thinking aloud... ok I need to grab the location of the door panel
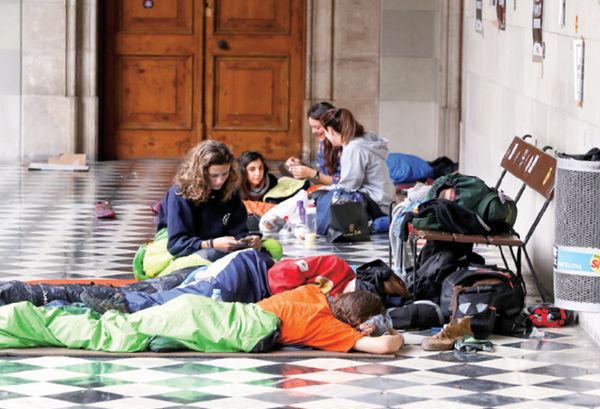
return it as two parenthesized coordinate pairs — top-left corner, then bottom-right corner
(103, 0), (202, 159)
(215, 0), (290, 33)
(205, 0), (305, 159)
(119, 56), (192, 130)
(121, 0), (193, 33)
(214, 56), (288, 130)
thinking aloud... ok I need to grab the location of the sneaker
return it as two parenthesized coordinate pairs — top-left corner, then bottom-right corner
(149, 201), (161, 214)
(80, 289), (129, 314)
(95, 199), (115, 219)
(421, 316), (473, 351)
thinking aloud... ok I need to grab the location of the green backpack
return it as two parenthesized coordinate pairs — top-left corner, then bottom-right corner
(412, 173), (517, 233)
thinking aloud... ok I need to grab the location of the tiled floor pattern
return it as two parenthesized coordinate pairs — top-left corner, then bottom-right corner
(0, 161), (598, 408)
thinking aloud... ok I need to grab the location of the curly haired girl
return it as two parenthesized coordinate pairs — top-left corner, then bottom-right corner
(157, 140), (261, 261)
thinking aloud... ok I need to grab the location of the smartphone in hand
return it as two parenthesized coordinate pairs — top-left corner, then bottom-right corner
(232, 237), (252, 250)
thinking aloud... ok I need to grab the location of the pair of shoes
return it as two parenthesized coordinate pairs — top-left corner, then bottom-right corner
(149, 201), (161, 214)
(95, 199), (115, 218)
(421, 316), (473, 351)
(80, 289), (129, 314)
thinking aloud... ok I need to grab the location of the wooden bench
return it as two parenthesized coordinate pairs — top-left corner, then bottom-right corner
(407, 135), (556, 301)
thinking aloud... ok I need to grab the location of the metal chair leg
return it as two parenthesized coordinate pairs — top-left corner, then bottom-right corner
(522, 247), (550, 302)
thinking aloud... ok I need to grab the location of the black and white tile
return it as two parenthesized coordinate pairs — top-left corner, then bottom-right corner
(0, 161), (596, 408)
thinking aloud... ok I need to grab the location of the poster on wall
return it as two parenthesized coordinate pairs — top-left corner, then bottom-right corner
(532, 0), (544, 61)
(573, 38), (584, 107)
(558, 0), (566, 26)
(496, 0), (506, 30)
(476, 0), (483, 32)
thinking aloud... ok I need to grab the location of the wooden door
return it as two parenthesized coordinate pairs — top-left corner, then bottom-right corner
(204, 0), (305, 160)
(103, 0), (305, 160)
(102, 0), (203, 159)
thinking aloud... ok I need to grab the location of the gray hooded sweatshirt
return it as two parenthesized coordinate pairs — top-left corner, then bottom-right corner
(338, 131), (395, 215)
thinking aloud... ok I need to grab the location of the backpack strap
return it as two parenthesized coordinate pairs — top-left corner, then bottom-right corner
(475, 191), (498, 217)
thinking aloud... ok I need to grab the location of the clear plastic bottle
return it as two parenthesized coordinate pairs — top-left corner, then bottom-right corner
(304, 204), (317, 246)
(296, 200), (306, 226)
(211, 288), (223, 301)
(280, 216), (294, 244)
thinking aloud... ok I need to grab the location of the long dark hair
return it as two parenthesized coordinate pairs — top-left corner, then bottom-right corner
(308, 102), (342, 176)
(320, 108), (365, 145)
(237, 151), (270, 201)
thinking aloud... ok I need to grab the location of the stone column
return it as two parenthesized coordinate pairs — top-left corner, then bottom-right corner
(21, 0), (98, 161)
(304, 0), (334, 162)
(438, 0), (462, 161)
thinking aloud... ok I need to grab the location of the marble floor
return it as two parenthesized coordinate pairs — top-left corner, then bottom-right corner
(0, 161), (598, 409)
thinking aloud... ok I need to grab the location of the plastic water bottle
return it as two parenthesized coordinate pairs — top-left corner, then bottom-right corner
(305, 204), (317, 247)
(296, 200), (306, 226)
(332, 190), (341, 204)
(211, 288), (223, 301)
(280, 216), (294, 244)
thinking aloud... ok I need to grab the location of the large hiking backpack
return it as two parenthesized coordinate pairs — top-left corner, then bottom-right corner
(440, 265), (526, 339)
(407, 241), (485, 303)
(410, 173), (517, 233)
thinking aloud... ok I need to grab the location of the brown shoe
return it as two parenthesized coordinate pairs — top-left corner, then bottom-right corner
(421, 316), (473, 351)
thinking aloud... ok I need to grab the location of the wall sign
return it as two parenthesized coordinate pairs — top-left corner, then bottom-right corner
(532, 0), (544, 61)
(496, 0), (506, 30)
(558, 0), (566, 26)
(476, 0), (483, 33)
(573, 38), (585, 107)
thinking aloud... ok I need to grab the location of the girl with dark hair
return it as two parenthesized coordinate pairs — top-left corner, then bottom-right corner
(320, 108), (395, 215)
(237, 151), (278, 201)
(283, 102), (342, 185)
(157, 140), (261, 262)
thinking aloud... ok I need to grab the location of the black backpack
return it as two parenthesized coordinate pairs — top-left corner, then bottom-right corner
(440, 265), (526, 339)
(407, 241), (485, 303)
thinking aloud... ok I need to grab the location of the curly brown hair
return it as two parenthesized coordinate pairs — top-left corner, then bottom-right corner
(174, 140), (239, 203)
(328, 291), (385, 329)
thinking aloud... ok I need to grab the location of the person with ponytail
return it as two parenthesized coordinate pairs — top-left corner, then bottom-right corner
(319, 108), (395, 216)
(283, 102), (342, 185)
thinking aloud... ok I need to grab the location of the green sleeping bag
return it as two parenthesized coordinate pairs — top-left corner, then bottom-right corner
(0, 294), (280, 353)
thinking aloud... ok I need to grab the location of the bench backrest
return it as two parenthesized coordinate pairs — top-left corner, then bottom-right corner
(498, 136), (556, 200)
(496, 135), (556, 244)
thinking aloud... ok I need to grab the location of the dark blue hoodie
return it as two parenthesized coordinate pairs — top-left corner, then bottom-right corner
(157, 185), (249, 257)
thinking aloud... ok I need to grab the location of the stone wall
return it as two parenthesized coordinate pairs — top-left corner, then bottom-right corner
(304, 0), (381, 162)
(0, 0), (21, 160)
(21, 0), (75, 161)
(461, 1), (600, 341)
(379, 0), (460, 161)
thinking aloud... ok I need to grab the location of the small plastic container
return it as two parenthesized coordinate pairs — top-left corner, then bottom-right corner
(304, 204), (317, 246)
(211, 288), (223, 301)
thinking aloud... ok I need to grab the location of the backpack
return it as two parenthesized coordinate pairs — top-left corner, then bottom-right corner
(407, 241), (485, 303)
(440, 265), (526, 339)
(525, 303), (577, 327)
(410, 173), (517, 234)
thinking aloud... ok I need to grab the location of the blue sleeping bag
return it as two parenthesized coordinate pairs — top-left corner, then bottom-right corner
(386, 153), (433, 184)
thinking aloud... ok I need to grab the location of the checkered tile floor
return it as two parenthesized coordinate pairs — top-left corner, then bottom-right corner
(0, 160), (598, 409)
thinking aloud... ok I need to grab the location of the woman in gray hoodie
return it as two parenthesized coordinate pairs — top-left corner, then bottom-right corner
(320, 108), (395, 216)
